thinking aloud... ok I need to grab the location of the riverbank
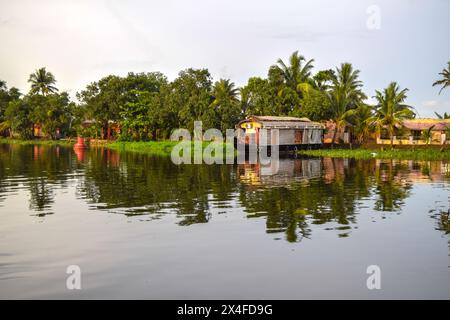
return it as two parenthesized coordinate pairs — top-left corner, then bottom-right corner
(297, 148), (450, 161)
(0, 138), (75, 146)
(106, 140), (236, 158)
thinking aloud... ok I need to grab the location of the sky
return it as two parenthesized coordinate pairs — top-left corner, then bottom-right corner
(0, 0), (449, 117)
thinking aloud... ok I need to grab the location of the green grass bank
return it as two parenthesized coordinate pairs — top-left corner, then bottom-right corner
(106, 140), (236, 158)
(297, 148), (450, 161)
(0, 138), (75, 147)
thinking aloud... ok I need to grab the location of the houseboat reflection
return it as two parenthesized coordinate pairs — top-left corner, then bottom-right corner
(238, 158), (322, 186)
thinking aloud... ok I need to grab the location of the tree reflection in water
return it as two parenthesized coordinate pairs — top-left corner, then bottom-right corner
(0, 144), (449, 243)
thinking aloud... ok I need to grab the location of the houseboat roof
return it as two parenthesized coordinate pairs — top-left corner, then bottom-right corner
(401, 119), (450, 131)
(249, 116), (312, 122)
(238, 116), (324, 129)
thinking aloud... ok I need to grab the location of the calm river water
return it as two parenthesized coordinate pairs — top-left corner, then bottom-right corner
(0, 144), (449, 299)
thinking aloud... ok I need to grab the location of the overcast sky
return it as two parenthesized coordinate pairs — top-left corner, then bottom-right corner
(0, 0), (449, 117)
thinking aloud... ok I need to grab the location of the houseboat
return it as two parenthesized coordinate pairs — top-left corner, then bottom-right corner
(236, 116), (324, 150)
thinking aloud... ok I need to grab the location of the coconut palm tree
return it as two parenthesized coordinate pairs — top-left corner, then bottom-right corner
(276, 51), (314, 90)
(239, 87), (252, 118)
(211, 79), (240, 131)
(28, 67), (58, 95)
(434, 111), (450, 119)
(432, 62), (450, 94)
(211, 79), (239, 106)
(343, 104), (374, 144)
(328, 63), (366, 144)
(373, 82), (415, 148)
(421, 125), (435, 145)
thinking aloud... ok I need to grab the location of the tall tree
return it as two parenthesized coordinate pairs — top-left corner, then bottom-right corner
(0, 81), (22, 135)
(28, 92), (73, 139)
(118, 72), (168, 140)
(4, 99), (33, 139)
(342, 104), (374, 144)
(169, 68), (214, 131)
(293, 84), (333, 121)
(373, 82), (415, 147)
(328, 63), (366, 143)
(211, 79), (240, 131)
(275, 51), (314, 90)
(77, 75), (124, 139)
(434, 112), (450, 119)
(432, 62), (450, 94)
(240, 77), (277, 116)
(312, 69), (335, 91)
(28, 67), (58, 95)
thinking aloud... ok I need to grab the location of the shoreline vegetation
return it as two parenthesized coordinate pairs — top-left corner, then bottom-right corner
(1, 55), (448, 148)
(107, 140), (236, 158)
(297, 148), (450, 161)
(2, 138), (450, 161)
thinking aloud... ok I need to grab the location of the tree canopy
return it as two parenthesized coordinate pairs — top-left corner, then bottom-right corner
(0, 52), (419, 144)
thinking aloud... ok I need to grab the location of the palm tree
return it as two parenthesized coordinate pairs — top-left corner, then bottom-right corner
(328, 63), (366, 144)
(28, 67), (58, 95)
(435, 111), (450, 119)
(211, 79), (239, 130)
(421, 125), (435, 145)
(239, 87), (252, 117)
(212, 79), (239, 108)
(373, 82), (415, 148)
(432, 62), (450, 94)
(343, 104), (374, 144)
(276, 51), (314, 90)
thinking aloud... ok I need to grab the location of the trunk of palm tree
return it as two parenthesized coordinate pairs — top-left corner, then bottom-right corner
(332, 127), (337, 147)
(390, 128), (394, 149)
(332, 120), (341, 147)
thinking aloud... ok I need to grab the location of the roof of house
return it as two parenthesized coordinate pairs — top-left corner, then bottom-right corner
(249, 116), (312, 122)
(401, 119), (450, 131)
(238, 115), (324, 129)
(259, 121), (323, 129)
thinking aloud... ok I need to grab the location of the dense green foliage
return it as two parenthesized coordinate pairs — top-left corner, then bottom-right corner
(1, 71), (77, 139)
(372, 82), (415, 146)
(0, 51), (435, 144)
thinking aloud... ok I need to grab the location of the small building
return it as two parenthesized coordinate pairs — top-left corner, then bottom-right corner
(33, 124), (62, 139)
(81, 119), (120, 140)
(376, 118), (450, 145)
(236, 116), (324, 148)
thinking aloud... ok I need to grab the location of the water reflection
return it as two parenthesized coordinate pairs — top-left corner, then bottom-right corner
(0, 144), (449, 243)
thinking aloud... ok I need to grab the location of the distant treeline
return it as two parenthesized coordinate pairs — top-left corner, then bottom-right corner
(1, 52), (448, 142)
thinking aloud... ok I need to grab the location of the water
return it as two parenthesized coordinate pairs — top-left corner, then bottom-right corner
(0, 144), (449, 299)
